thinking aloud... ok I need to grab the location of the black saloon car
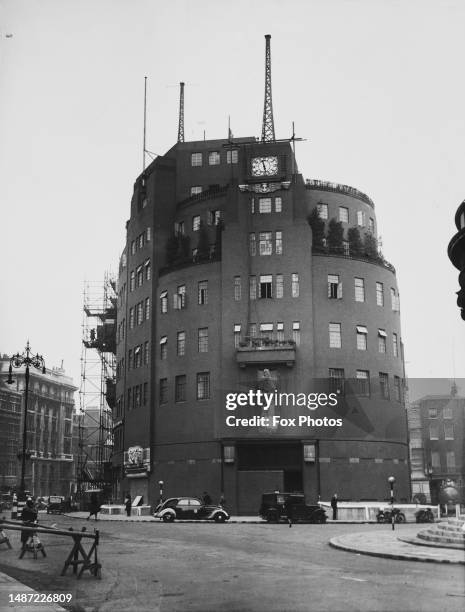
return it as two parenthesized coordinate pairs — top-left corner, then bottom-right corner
(154, 497), (229, 523)
(259, 492), (327, 523)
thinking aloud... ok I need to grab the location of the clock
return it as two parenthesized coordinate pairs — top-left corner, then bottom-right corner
(251, 156), (278, 177)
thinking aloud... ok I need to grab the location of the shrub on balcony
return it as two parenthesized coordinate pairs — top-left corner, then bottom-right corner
(363, 232), (379, 260)
(348, 227), (363, 257)
(307, 208), (326, 249)
(327, 218), (344, 251)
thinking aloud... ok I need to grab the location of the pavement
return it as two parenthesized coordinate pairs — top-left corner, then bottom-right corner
(0, 571), (66, 611)
(330, 526), (465, 564)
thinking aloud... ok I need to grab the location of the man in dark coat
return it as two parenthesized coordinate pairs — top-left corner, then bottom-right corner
(21, 499), (38, 549)
(124, 493), (132, 517)
(331, 493), (338, 520)
(87, 492), (100, 521)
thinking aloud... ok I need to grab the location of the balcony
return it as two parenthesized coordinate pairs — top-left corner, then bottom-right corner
(236, 338), (296, 368)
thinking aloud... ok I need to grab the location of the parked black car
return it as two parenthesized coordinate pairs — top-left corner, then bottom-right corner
(154, 497), (229, 523)
(259, 492), (327, 523)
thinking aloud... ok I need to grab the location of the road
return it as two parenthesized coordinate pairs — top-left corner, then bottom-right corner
(0, 515), (464, 612)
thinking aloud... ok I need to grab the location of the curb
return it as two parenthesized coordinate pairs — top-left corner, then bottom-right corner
(329, 537), (465, 565)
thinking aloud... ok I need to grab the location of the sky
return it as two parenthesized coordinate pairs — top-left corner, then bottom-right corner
(1, 0), (464, 392)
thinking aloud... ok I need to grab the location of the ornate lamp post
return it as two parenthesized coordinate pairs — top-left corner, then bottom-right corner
(6, 341), (46, 500)
(158, 480), (164, 506)
(388, 476), (395, 531)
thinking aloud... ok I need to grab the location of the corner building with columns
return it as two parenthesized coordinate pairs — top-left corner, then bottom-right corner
(114, 43), (409, 514)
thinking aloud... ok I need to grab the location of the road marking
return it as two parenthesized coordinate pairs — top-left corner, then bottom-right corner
(341, 576), (367, 582)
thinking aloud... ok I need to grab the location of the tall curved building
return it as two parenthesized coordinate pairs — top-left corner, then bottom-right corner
(113, 136), (409, 512)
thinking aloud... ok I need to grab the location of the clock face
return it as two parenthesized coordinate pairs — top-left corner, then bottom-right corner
(251, 156), (278, 177)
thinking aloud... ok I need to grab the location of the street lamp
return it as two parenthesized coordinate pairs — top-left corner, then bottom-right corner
(158, 480), (164, 505)
(6, 341), (46, 501)
(388, 476), (395, 531)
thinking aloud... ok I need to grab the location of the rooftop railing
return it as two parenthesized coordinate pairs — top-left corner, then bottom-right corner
(306, 179), (374, 208)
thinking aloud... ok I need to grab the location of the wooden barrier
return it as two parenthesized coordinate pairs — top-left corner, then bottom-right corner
(0, 518), (101, 579)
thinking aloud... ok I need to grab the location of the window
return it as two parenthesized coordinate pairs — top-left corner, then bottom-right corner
(227, 149), (238, 164)
(329, 323), (342, 348)
(392, 333), (398, 357)
(317, 203), (328, 219)
(339, 207), (349, 223)
(134, 346), (141, 368)
(128, 349), (133, 370)
(446, 451), (455, 469)
(129, 307), (134, 329)
(275, 197), (282, 212)
(275, 231), (283, 255)
(192, 215), (201, 231)
(343, 240), (349, 256)
(208, 151), (220, 165)
(259, 275), (273, 299)
(130, 271), (135, 292)
(249, 323), (257, 338)
(356, 370), (370, 396)
(443, 406), (453, 419)
(249, 276), (257, 300)
(175, 221), (185, 236)
(444, 423), (454, 440)
(249, 233), (256, 256)
(137, 266), (143, 288)
(394, 376), (401, 402)
(144, 259), (151, 281)
(378, 329), (387, 353)
(356, 326), (368, 350)
(127, 388), (132, 410)
(259, 232), (272, 255)
(276, 274), (283, 298)
(177, 331), (186, 356)
(197, 372), (210, 399)
(175, 375), (186, 402)
(234, 276), (241, 301)
(137, 302), (143, 325)
(174, 285), (186, 309)
(198, 327), (208, 352)
(144, 341), (149, 365)
(379, 372), (389, 399)
(431, 451), (440, 468)
(391, 288), (400, 311)
(357, 211), (365, 226)
(329, 368), (345, 395)
(234, 324), (241, 348)
(369, 218), (375, 233)
(160, 291), (168, 313)
(291, 273), (299, 298)
(259, 198), (272, 213)
(292, 322), (300, 346)
(429, 424), (439, 440)
(191, 152), (202, 166)
(138, 233), (144, 249)
(143, 383), (148, 405)
(160, 337), (167, 360)
(277, 322), (284, 342)
(328, 274), (342, 299)
(260, 323), (273, 340)
(146, 226), (151, 242)
(376, 282), (384, 306)
(131, 241), (136, 255)
(145, 297), (150, 320)
(250, 199), (255, 214)
(198, 280), (208, 305)
(208, 210), (221, 225)
(428, 408), (438, 419)
(354, 278), (365, 302)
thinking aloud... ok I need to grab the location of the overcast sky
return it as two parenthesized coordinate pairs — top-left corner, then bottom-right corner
(1, 0), (464, 392)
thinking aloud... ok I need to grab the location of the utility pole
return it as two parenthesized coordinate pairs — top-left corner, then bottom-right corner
(261, 34), (275, 142)
(178, 82), (185, 143)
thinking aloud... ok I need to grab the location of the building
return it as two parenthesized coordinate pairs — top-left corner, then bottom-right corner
(0, 372), (22, 491)
(114, 37), (409, 513)
(0, 357), (77, 497)
(415, 387), (465, 504)
(407, 397), (431, 503)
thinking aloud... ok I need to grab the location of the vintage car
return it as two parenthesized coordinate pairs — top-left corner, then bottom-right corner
(259, 492), (327, 523)
(154, 497), (229, 523)
(46, 495), (65, 514)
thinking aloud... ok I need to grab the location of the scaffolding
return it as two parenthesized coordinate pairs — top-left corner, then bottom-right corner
(77, 273), (116, 503)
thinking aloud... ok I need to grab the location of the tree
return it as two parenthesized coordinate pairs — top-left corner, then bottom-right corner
(307, 208), (326, 249)
(347, 227), (363, 257)
(327, 218), (344, 252)
(363, 232), (379, 260)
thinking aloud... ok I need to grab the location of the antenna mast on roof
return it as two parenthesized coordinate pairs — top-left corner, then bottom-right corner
(261, 34), (275, 142)
(178, 82), (185, 143)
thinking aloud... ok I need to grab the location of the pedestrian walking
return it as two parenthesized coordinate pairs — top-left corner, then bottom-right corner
(284, 496), (294, 528)
(87, 492), (100, 521)
(331, 493), (338, 520)
(20, 499), (37, 550)
(202, 491), (212, 505)
(124, 493), (132, 517)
